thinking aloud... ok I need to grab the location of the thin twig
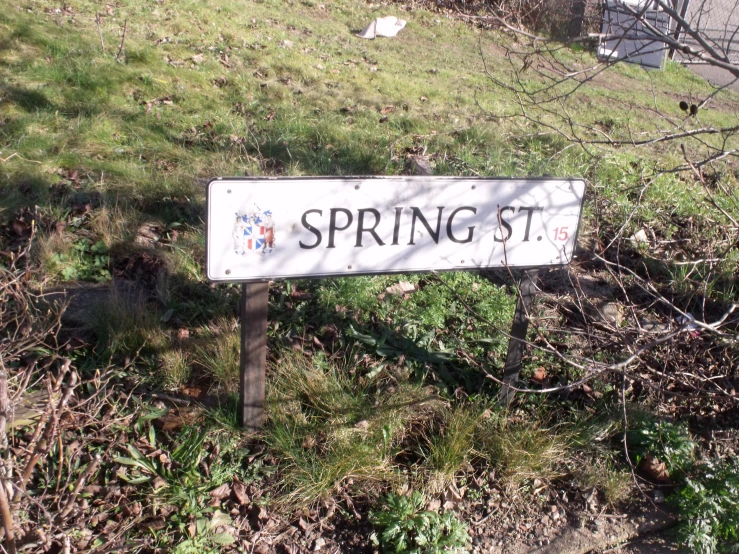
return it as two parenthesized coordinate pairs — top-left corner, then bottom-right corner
(115, 19), (127, 60)
(58, 455), (102, 520)
(96, 11), (106, 54)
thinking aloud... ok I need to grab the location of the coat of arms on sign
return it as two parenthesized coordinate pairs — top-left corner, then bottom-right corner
(233, 207), (275, 255)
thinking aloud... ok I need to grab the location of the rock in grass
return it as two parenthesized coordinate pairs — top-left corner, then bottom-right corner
(407, 155), (433, 176)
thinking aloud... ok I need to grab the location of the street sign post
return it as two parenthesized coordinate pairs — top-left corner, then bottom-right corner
(206, 177), (586, 428)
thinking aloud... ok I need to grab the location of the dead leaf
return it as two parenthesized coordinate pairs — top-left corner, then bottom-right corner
(152, 476), (167, 491)
(427, 498), (441, 511)
(159, 505), (178, 518)
(139, 517), (166, 531)
(640, 453), (670, 483)
(532, 367), (547, 382)
(232, 482), (250, 505)
(407, 155), (432, 176)
(385, 281), (417, 296)
(11, 219), (31, 238)
(380, 105), (395, 114)
(290, 290), (313, 300)
(210, 483), (232, 501)
(191, 53), (205, 64)
(247, 504), (268, 530)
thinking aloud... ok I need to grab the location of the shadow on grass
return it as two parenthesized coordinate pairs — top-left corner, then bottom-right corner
(2, 84), (56, 112)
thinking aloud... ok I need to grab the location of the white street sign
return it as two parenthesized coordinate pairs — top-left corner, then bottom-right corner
(206, 177), (585, 282)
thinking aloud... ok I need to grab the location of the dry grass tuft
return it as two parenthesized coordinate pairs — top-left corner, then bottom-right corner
(574, 457), (633, 505)
(264, 352), (441, 507)
(477, 413), (573, 493)
(423, 405), (480, 494)
(159, 348), (191, 391)
(191, 317), (240, 392)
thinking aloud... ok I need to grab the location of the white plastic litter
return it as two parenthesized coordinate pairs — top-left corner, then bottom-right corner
(356, 16), (407, 39)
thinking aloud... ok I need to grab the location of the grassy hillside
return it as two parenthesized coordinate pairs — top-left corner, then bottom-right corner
(2, 1), (739, 553)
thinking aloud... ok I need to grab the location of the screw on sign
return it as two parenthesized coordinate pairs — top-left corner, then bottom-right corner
(206, 177), (585, 429)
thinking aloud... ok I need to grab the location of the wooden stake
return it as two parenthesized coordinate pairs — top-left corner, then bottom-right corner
(115, 18), (127, 61)
(239, 282), (269, 430)
(0, 368), (16, 554)
(498, 269), (539, 406)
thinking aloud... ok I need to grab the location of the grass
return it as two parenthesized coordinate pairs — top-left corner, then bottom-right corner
(264, 352), (436, 506)
(424, 406), (480, 493)
(159, 348), (191, 391)
(192, 317), (241, 392)
(84, 285), (165, 356)
(476, 412), (573, 493)
(574, 456), (633, 506)
(2, 0), (739, 550)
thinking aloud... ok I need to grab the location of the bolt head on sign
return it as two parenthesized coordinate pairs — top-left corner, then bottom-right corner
(206, 177), (585, 282)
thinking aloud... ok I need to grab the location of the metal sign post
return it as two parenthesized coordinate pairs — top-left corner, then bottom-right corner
(206, 177), (586, 429)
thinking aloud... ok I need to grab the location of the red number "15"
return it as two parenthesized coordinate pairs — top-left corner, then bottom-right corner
(552, 227), (569, 241)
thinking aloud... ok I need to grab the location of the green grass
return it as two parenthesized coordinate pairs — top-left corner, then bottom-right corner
(3, 0), (739, 550)
(476, 412), (573, 493)
(264, 352), (440, 506)
(424, 405), (480, 493)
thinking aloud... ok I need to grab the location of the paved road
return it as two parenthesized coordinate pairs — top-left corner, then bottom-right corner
(686, 63), (739, 90)
(676, 0), (739, 90)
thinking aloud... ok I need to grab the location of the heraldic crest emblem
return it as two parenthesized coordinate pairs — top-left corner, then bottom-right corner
(233, 206), (275, 256)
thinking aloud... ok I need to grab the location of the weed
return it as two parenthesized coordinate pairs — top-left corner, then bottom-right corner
(627, 420), (697, 475)
(574, 456), (633, 505)
(672, 457), (739, 554)
(173, 512), (238, 552)
(370, 491), (470, 554)
(49, 238), (111, 282)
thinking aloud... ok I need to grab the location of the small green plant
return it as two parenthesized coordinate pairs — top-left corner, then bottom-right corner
(627, 420), (696, 474)
(50, 238), (111, 282)
(370, 491), (470, 554)
(115, 424), (208, 487)
(173, 510), (237, 553)
(672, 457), (739, 554)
